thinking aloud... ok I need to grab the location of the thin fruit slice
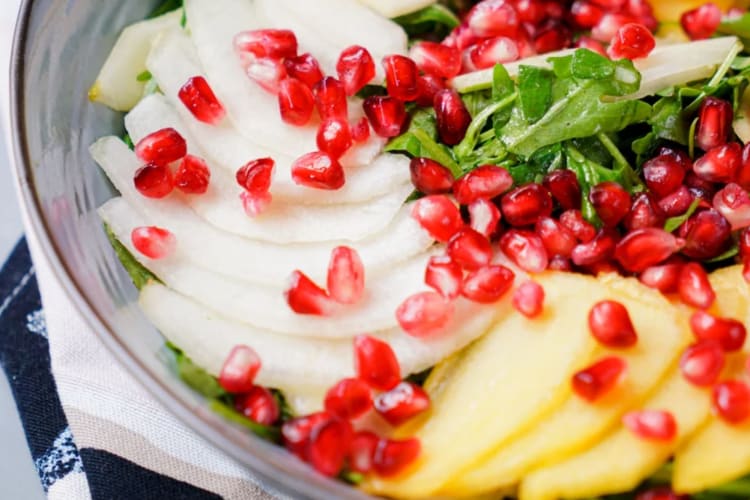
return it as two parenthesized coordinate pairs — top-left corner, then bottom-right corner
(443, 277), (688, 497)
(355, 0), (436, 18)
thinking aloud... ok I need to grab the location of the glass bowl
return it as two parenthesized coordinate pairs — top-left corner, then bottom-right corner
(10, 1), (369, 498)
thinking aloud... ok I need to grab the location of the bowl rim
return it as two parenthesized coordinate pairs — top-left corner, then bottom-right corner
(8, 3), (367, 498)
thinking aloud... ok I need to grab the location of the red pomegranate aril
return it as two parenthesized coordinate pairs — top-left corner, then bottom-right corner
(468, 36), (520, 69)
(373, 437), (421, 477)
(589, 300), (638, 348)
(589, 0), (627, 9)
(283, 53), (324, 89)
(680, 341), (725, 387)
(327, 246), (364, 305)
(349, 431), (379, 473)
(535, 217), (577, 258)
(324, 378), (373, 420)
(313, 77), (347, 121)
(396, 291), (455, 338)
(515, 0), (546, 24)
(738, 143), (750, 190)
(336, 45), (375, 96)
(415, 74), (448, 108)
(627, 0), (658, 29)
(374, 382), (431, 426)
(624, 193), (665, 231)
(285, 270), (336, 316)
(246, 58), (288, 94)
(592, 13), (636, 42)
(643, 155), (686, 199)
(549, 255), (573, 271)
(636, 487), (689, 500)
(614, 228), (683, 273)
(354, 335), (401, 391)
(411, 195), (464, 242)
(500, 229), (549, 273)
(693, 143), (742, 183)
(178, 76), (225, 125)
(291, 152), (345, 190)
(135, 128), (187, 166)
(174, 155), (211, 195)
(590, 181), (631, 227)
(282, 412), (330, 460)
(681, 3), (722, 40)
(713, 183), (750, 230)
(383, 55), (420, 102)
(443, 23), (479, 52)
(467, 0), (520, 38)
(448, 228), (493, 271)
(363, 96), (407, 138)
(501, 183), (553, 227)
(560, 209), (597, 242)
(623, 410), (677, 441)
(462, 264), (516, 303)
(571, 229), (617, 267)
(234, 29), (297, 60)
(696, 97), (733, 151)
(410, 158), (454, 195)
(131, 226), (176, 260)
(236, 158), (274, 194)
(639, 260), (683, 293)
(678, 262), (716, 309)
(240, 190), (272, 218)
(235, 386), (280, 426)
(453, 165), (514, 205)
(512, 280), (545, 318)
(218, 345), (261, 394)
(660, 146), (693, 170)
(680, 209), (732, 260)
(308, 417), (354, 477)
(658, 186), (694, 218)
(134, 163), (174, 199)
(572, 356), (627, 402)
(425, 255), (463, 300)
(574, 36), (608, 56)
(278, 78), (315, 126)
(316, 118), (352, 160)
(741, 227), (750, 259)
(690, 310), (747, 352)
(570, 1), (604, 28)
(434, 89), (472, 146)
(685, 171), (717, 202)
(607, 23), (655, 60)
(410, 41), (461, 79)
(713, 380), (750, 424)
(469, 198), (502, 238)
(534, 22), (572, 54)
(544, 170), (581, 211)
(351, 117), (371, 143)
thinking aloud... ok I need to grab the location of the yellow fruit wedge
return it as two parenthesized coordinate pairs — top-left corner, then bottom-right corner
(652, 0), (735, 23)
(361, 272), (604, 499)
(442, 277), (689, 497)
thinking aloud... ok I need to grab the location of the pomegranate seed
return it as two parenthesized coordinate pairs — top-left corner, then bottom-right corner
(410, 158), (454, 195)
(738, 143), (750, 190)
(236, 158), (274, 194)
(410, 41), (461, 79)
(637, 487), (689, 500)
(415, 74), (448, 108)
(283, 53), (324, 89)
(131, 226), (176, 259)
(218, 345), (261, 394)
(467, 0), (520, 38)
(434, 89), (472, 146)
(623, 193), (665, 231)
(468, 36), (520, 69)
(336, 45), (375, 96)
(462, 264), (516, 303)
(544, 170), (581, 210)
(469, 198), (502, 238)
(383, 55), (420, 102)
(680, 209), (731, 260)
(713, 380), (750, 424)
(589, 300), (638, 348)
(623, 410), (677, 441)
(571, 229), (618, 267)
(696, 97), (733, 151)
(396, 291), (455, 337)
(246, 58), (287, 94)
(515, 0), (546, 24)
(363, 96), (407, 138)
(443, 23), (479, 52)
(240, 191), (272, 218)
(411, 195), (464, 242)
(690, 310), (747, 352)
(678, 262), (715, 309)
(425, 255), (463, 299)
(354, 335), (401, 391)
(313, 77), (347, 121)
(590, 181), (631, 227)
(627, 0), (658, 30)
(278, 78), (315, 126)
(453, 165), (514, 205)
(234, 386), (279, 425)
(741, 227), (750, 259)
(592, 13), (636, 42)
(685, 172), (717, 203)
(658, 186), (695, 217)
(349, 431), (378, 473)
(713, 183), (750, 230)
(660, 146), (693, 169)
(316, 118), (352, 160)
(571, 356), (627, 402)
(570, 1), (604, 29)
(535, 217), (577, 258)
(327, 246), (365, 305)
(135, 128), (187, 166)
(374, 382), (431, 426)
(589, 0), (627, 11)
(351, 117), (371, 143)
(501, 183), (553, 227)
(680, 341), (726, 387)
(234, 29), (297, 59)
(372, 437), (421, 477)
(308, 417), (354, 477)
(639, 260), (683, 293)
(282, 411), (330, 460)
(291, 152), (345, 190)
(614, 228), (683, 273)
(607, 23), (655, 59)
(560, 209), (597, 242)
(512, 280), (545, 318)
(174, 154), (210, 195)
(681, 3), (722, 40)
(134, 163), (174, 199)
(500, 229), (549, 273)
(285, 270), (336, 315)
(643, 155), (686, 199)
(693, 143), (742, 183)
(178, 76), (225, 125)
(574, 36), (608, 56)
(534, 22), (572, 53)
(324, 378), (372, 420)
(548, 255), (573, 271)
(447, 228), (493, 270)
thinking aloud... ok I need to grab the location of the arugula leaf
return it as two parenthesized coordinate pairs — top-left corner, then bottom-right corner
(209, 400), (281, 442)
(167, 344), (227, 399)
(718, 12), (750, 46)
(104, 225), (158, 290)
(664, 198), (700, 233)
(570, 49), (615, 80)
(649, 96), (690, 145)
(518, 66), (554, 124)
(392, 4), (460, 39)
(454, 92), (517, 160)
(149, 0), (182, 18)
(385, 108), (461, 175)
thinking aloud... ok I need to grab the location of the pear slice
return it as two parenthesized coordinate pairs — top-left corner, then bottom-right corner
(356, 0), (436, 19)
(442, 276), (689, 497)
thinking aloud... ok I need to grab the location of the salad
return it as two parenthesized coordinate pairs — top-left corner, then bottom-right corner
(89, 0), (750, 498)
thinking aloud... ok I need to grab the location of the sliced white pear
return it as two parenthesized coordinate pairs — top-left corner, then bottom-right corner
(356, 0), (436, 19)
(89, 9), (182, 111)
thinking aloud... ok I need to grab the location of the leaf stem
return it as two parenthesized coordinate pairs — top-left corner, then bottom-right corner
(454, 92), (518, 160)
(596, 132), (644, 192)
(412, 128), (462, 177)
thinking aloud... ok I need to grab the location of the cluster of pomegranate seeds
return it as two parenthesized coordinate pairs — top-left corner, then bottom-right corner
(178, 76), (226, 125)
(131, 226), (176, 260)
(622, 409), (678, 441)
(236, 157), (274, 217)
